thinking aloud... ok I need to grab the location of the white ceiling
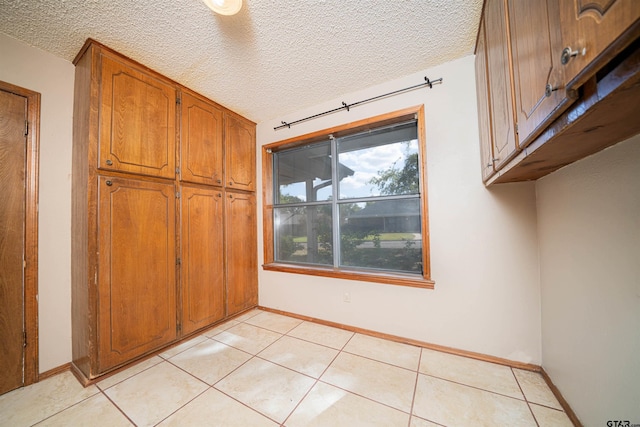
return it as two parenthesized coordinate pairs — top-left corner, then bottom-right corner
(0, 0), (482, 123)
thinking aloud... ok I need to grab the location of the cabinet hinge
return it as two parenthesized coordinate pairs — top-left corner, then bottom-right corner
(25, 120), (29, 136)
(176, 167), (180, 175)
(515, 123), (519, 133)
(176, 97), (181, 105)
(176, 257), (181, 265)
(23, 332), (27, 348)
(176, 191), (180, 198)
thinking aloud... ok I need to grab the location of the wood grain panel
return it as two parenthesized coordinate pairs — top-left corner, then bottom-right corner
(97, 176), (177, 370)
(180, 91), (223, 186)
(560, 0), (640, 89)
(224, 113), (256, 191)
(225, 191), (258, 316)
(484, 0), (520, 169)
(180, 185), (225, 335)
(508, 0), (575, 147)
(99, 54), (176, 179)
(474, 21), (496, 182)
(0, 89), (27, 395)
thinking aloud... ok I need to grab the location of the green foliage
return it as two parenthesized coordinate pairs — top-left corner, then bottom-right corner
(369, 151), (419, 195)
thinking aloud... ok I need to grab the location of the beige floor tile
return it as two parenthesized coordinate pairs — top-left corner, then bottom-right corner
(413, 374), (536, 427)
(286, 382), (409, 427)
(344, 333), (421, 370)
(409, 415), (439, 426)
(97, 356), (163, 390)
(288, 321), (354, 349)
(230, 309), (261, 323)
(203, 319), (240, 338)
(157, 388), (278, 426)
(513, 369), (562, 409)
(159, 334), (209, 359)
(245, 311), (303, 334)
(215, 357), (316, 423)
(419, 348), (523, 399)
(104, 362), (208, 427)
(258, 335), (338, 378)
(321, 352), (416, 413)
(530, 403), (573, 427)
(34, 393), (132, 426)
(0, 371), (99, 427)
(168, 339), (252, 385)
(211, 323), (283, 354)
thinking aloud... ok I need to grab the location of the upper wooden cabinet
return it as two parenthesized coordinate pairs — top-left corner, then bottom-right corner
(474, 21), (496, 182)
(225, 113), (256, 191)
(483, 0), (519, 170)
(508, 0), (575, 147)
(180, 91), (224, 186)
(559, 0), (640, 90)
(475, 0), (640, 184)
(99, 53), (177, 179)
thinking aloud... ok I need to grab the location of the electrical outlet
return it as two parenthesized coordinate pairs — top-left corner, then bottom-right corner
(343, 292), (351, 303)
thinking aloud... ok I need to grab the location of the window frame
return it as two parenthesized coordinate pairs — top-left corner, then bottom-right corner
(262, 105), (434, 289)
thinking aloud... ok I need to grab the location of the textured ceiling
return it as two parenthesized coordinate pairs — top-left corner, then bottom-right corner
(0, 0), (482, 122)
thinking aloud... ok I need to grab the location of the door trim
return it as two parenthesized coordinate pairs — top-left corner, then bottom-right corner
(0, 80), (40, 386)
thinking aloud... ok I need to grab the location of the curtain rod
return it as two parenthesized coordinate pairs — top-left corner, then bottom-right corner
(274, 76), (443, 131)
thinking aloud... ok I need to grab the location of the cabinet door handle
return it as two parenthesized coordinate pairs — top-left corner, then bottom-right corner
(545, 84), (559, 97)
(105, 159), (113, 166)
(105, 180), (113, 186)
(560, 47), (586, 65)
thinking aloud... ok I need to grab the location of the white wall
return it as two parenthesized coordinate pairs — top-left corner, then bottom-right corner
(537, 135), (640, 426)
(257, 55), (542, 364)
(0, 33), (75, 373)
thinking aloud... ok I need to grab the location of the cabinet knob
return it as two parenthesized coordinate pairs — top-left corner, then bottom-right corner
(216, 179), (222, 184)
(105, 159), (113, 166)
(216, 193), (222, 198)
(560, 47), (586, 65)
(105, 180), (113, 186)
(545, 84), (558, 98)
(229, 181), (233, 186)
(229, 194), (233, 199)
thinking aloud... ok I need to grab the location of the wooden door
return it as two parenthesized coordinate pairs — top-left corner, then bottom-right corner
(97, 176), (177, 371)
(180, 185), (225, 335)
(559, 0), (640, 89)
(0, 89), (27, 395)
(180, 92), (223, 186)
(474, 21), (496, 182)
(0, 83), (39, 395)
(98, 53), (176, 179)
(224, 114), (256, 191)
(484, 0), (519, 170)
(508, 0), (575, 147)
(225, 191), (258, 316)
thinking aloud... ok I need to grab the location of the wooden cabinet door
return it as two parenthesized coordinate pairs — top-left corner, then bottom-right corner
(475, 21), (496, 182)
(508, 0), (575, 147)
(559, 0), (640, 89)
(180, 185), (225, 335)
(180, 92), (224, 186)
(484, 0), (519, 170)
(99, 53), (176, 179)
(225, 191), (258, 316)
(97, 176), (177, 371)
(224, 114), (256, 191)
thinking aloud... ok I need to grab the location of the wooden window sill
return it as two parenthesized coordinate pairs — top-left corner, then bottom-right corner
(262, 263), (434, 289)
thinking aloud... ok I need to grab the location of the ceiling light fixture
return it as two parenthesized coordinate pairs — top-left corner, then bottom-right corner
(202, 0), (243, 16)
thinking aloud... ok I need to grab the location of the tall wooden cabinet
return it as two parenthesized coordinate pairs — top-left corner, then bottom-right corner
(72, 39), (257, 382)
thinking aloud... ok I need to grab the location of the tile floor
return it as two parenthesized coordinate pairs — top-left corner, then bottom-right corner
(0, 309), (574, 427)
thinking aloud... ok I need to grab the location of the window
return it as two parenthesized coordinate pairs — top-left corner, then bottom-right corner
(263, 106), (433, 288)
